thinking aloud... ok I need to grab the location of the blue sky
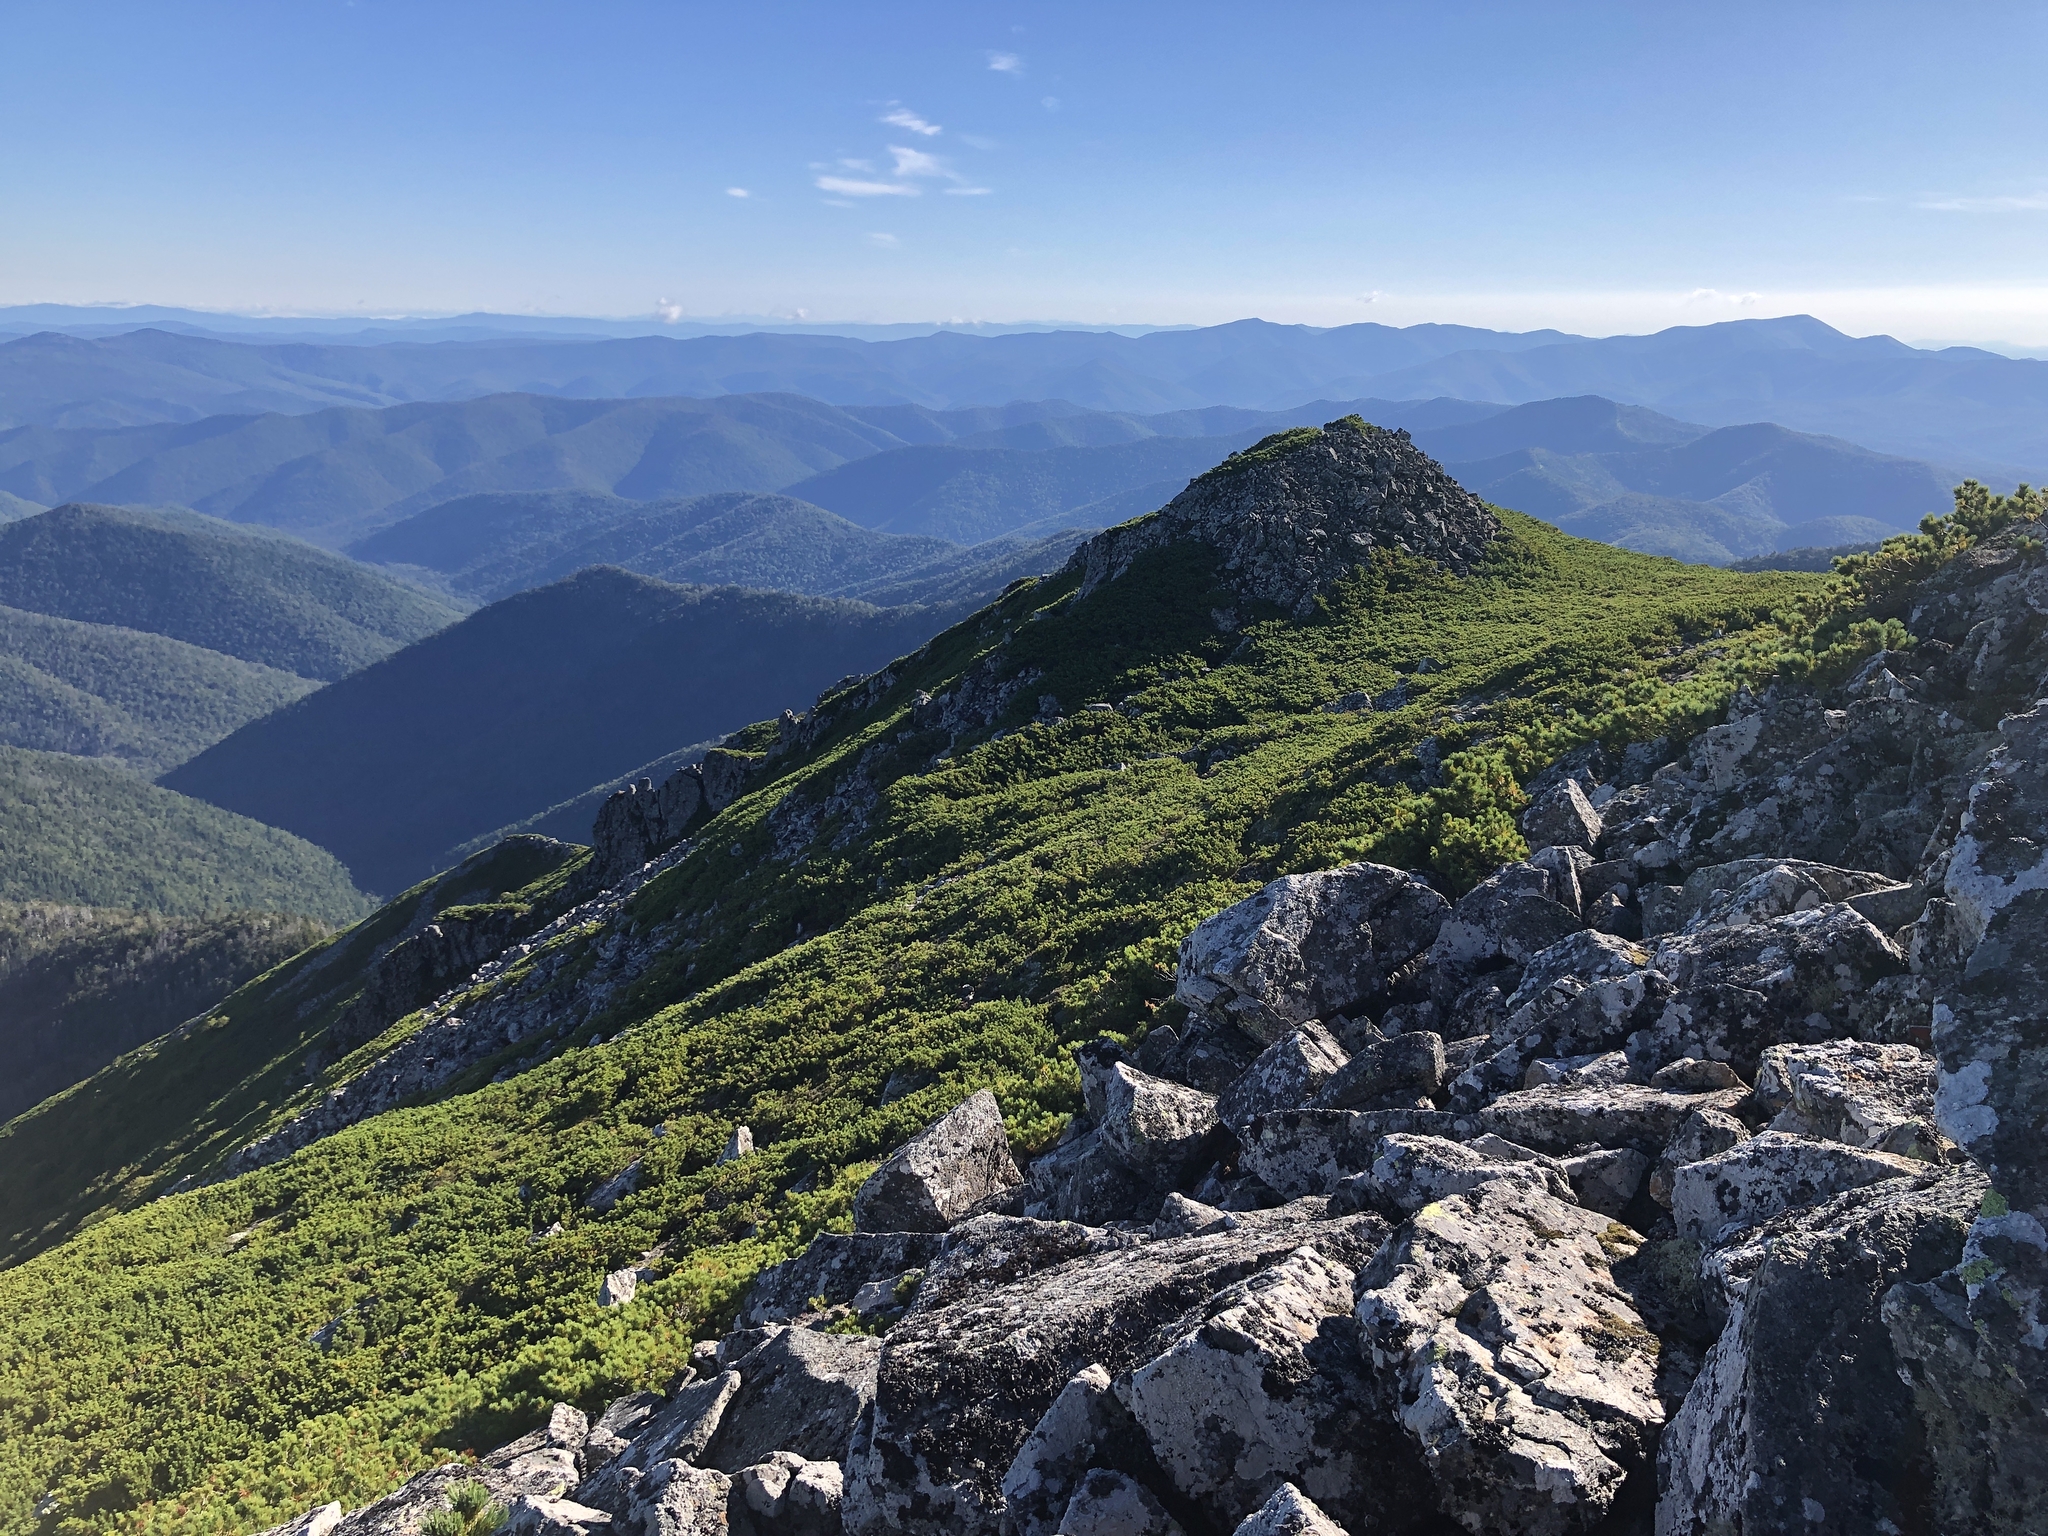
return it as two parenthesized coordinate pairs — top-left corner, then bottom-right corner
(7, 0), (2048, 341)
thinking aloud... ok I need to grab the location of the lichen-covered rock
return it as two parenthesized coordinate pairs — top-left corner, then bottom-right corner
(1025, 1126), (1153, 1226)
(1356, 1181), (1662, 1535)
(502, 1496), (613, 1536)
(1001, 1365), (1157, 1536)
(727, 1452), (842, 1536)
(1123, 1247), (1370, 1525)
(1523, 779), (1603, 852)
(617, 1461), (733, 1536)
(1054, 1469), (1185, 1536)
(852, 1090), (1023, 1234)
(1659, 1169), (1981, 1536)
(1358, 1133), (1574, 1215)
(702, 1327), (880, 1473)
(1476, 1082), (1746, 1157)
(1239, 1109), (1474, 1199)
(1229, 1484), (1348, 1536)
(842, 1214), (1387, 1535)
(1067, 415), (1501, 618)
(913, 1214), (1141, 1313)
(1310, 1031), (1444, 1112)
(1176, 863), (1448, 1045)
(1098, 1064), (1222, 1188)
(593, 766), (703, 883)
(1670, 1131), (1920, 1246)
(576, 1374), (742, 1512)
(1754, 1039), (1937, 1151)
(1558, 1147), (1650, 1217)
(1216, 1024), (1349, 1131)
(1427, 864), (1587, 1009)
(737, 1232), (947, 1327)
(1448, 932), (1664, 1109)
(1648, 1108), (1750, 1210)
(1632, 904), (1906, 1078)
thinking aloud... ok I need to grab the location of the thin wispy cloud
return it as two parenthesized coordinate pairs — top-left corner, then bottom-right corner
(945, 186), (992, 196)
(868, 232), (900, 247)
(1917, 192), (2048, 213)
(725, 187), (750, 198)
(890, 145), (946, 178)
(815, 175), (920, 197)
(881, 105), (941, 136)
(987, 51), (1023, 73)
(1041, 96), (1060, 111)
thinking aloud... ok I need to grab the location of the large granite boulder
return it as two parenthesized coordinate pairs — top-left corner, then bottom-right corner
(1357, 1181), (1663, 1535)
(1176, 863), (1448, 1045)
(1670, 1132), (1921, 1246)
(852, 1089), (1023, 1233)
(703, 1327), (881, 1473)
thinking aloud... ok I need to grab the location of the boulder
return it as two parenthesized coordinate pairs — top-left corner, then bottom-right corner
(1659, 1169), (1981, 1536)
(1310, 1031), (1444, 1112)
(575, 1374), (741, 1512)
(1230, 1484), (1348, 1536)
(1446, 931), (1662, 1109)
(587, 1160), (645, 1213)
(1427, 863), (1587, 1009)
(1176, 863), (1448, 1045)
(1000, 1365), (1159, 1536)
(1558, 1147), (1650, 1217)
(913, 1214), (1141, 1313)
(728, 1452), (843, 1536)
(1670, 1131), (1921, 1246)
(256, 1504), (343, 1536)
(1239, 1109), (1474, 1200)
(1098, 1064), (1222, 1188)
(702, 1327), (880, 1473)
(852, 1090), (1022, 1234)
(737, 1231), (947, 1327)
(617, 1461), (733, 1536)
(1356, 1133), (1574, 1216)
(1026, 1127), (1154, 1226)
(842, 1214), (1388, 1535)
(1522, 778), (1603, 852)
(1648, 1108), (1749, 1210)
(1357, 1181), (1662, 1536)
(1633, 905), (1906, 1078)
(1753, 1040), (1937, 1151)
(1123, 1245), (1417, 1528)
(1216, 1024), (1349, 1131)
(1476, 1083), (1747, 1157)
(1054, 1470), (1185, 1536)
(502, 1497), (612, 1536)
(1132, 1015), (1264, 1096)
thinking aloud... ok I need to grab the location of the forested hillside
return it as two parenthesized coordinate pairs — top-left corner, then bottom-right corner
(162, 568), (949, 893)
(0, 746), (370, 922)
(0, 905), (327, 1124)
(0, 504), (460, 678)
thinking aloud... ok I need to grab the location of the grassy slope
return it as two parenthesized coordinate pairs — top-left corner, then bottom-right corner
(0, 907), (330, 1125)
(0, 511), (1843, 1536)
(0, 747), (371, 924)
(0, 604), (316, 775)
(0, 504), (461, 680)
(0, 837), (587, 1270)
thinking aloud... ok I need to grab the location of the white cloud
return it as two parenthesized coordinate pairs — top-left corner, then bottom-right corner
(890, 144), (946, 178)
(882, 105), (941, 136)
(725, 187), (750, 198)
(987, 51), (1023, 72)
(1916, 192), (2048, 213)
(1684, 288), (1762, 307)
(1041, 95), (1060, 111)
(816, 175), (920, 197)
(944, 186), (992, 196)
(655, 300), (684, 323)
(868, 232), (900, 247)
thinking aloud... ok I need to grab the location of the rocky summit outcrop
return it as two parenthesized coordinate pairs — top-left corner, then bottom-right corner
(248, 524), (2048, 1536)
(1067, 416), (1501, 617)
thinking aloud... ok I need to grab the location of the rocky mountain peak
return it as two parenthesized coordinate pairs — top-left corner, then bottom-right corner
(1066, 415), (1501, 615)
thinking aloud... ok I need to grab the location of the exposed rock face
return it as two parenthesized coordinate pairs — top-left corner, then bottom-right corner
(592, 767), (704, 883)
(1357, 1181), (1662, 1535)
(737, 1232), (946, 1328)
(702, 1327), (880, 1473)
(851, 1089), (1023, 1233)
(1659, 1170), (1981, 1536)
(1754, 1039), (1937, 1150)
(1670, 1131), (1921, 1245)
(1177, 862), (1448, 1044)
(1067, 416), (1501, 616)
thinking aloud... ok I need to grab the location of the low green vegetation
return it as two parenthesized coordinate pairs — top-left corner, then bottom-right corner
(0, 746), (371, 924)
(0, 904), (329, 1125)
(1835, 478), (2043, 614)
(0, 507), (1865, 1536)
(0, 604), (316, 775)
(0, 837), (588, 1270)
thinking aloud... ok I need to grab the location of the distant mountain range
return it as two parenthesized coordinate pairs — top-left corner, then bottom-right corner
(161, 566), (950, 894)
(0, 390), (1958, 563)
(0, 315), (2041, 470)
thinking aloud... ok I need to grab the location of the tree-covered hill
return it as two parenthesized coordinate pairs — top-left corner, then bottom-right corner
(0, 504), (461, 680)
(0, 602), (316, 775)
(0, 421), (1845, 1536)
(0, 746), (371, 922)
(161, 568), (950, 895)
(0, 905), (328, 1126)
